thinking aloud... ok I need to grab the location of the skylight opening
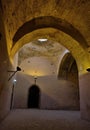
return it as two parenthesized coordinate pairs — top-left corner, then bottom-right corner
(38, 38), (48, 42)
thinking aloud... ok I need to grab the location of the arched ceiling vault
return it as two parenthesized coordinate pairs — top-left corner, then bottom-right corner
(10, 27), (90, 75)
(58, 52), (78, 80)
(13, 16), (88, 48)
(1, 0), (90, 46)
(0, 0), (90, 75)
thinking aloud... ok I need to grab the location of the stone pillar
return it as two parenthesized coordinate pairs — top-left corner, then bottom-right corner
(79, 72), (90, 121)
(0, 8), (12, 122)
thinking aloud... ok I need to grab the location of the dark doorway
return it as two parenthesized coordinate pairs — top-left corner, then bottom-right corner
(27, 84), (40, 108)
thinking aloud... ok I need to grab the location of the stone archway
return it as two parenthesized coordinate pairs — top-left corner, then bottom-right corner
(58, 52), (78, 83)
(10, 16), (90, 74)
(10, 16), (90, 121)
(13, 16), (88, 48)
(58, 52), (80, 110)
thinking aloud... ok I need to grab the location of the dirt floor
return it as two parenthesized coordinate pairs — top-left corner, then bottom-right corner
(0, 109), (90, 130)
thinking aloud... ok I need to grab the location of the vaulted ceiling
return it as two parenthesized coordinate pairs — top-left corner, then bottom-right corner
(0, 0), (90, 75)
(16, 39), (68, 76)
(1, 0), (90, 45)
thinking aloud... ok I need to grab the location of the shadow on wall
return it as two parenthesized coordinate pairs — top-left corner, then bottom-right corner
(13, 74), (79, 110)
(27, 84), (40, 108)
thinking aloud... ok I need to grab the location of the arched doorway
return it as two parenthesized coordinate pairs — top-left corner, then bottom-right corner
(27, 84), (40, 108)
(58, 52), (80, 110)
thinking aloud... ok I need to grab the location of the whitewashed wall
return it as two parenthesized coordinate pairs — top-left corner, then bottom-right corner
(13, 73), (79, 110)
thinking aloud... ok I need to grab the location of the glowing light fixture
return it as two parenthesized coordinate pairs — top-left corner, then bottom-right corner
(13, 79), (17, 83)
(38, 38), (48, 42)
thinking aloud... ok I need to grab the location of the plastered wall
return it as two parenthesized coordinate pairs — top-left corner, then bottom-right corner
(13, 73), (79, 110)
(79, 72), (90, 121)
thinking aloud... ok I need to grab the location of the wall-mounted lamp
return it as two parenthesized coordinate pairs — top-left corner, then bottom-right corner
(16, 66), (21, 71)
(8, 66), (21, 81)
(8, 67), (21, 109)
(86, 68), (90, 72)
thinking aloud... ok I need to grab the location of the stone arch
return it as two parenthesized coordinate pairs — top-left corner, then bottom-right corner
(58, 52), (80, 109)
(10, 17), (90, 74)
(58, 52), (78, 84)
(13, 16), (88, 48)
(9, 16), (90, 121)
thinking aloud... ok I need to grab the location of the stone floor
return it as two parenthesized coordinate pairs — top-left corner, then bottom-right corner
(0, 109), (90, 130)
